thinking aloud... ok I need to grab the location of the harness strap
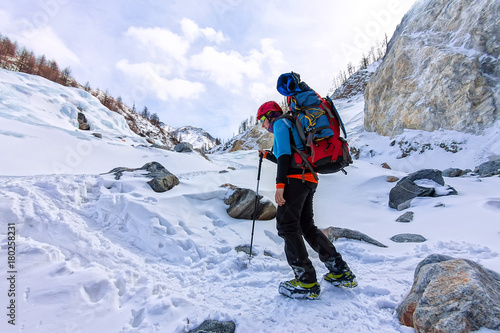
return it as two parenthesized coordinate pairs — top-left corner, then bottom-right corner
(291, 145), (319, 181)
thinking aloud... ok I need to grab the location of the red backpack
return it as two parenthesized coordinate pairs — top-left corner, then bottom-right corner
(284, 95), (353, 180)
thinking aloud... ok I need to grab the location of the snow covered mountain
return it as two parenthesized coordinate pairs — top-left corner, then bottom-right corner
(1, 63), (500, 332)
(168, 125), (219, 151)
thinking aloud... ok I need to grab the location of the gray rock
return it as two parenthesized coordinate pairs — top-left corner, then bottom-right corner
(322, 226), (388, 248)
(396, 211), (414, 223)
(222, 184), (276, 220)
(405, 169), (444, 186)
(442, 167), (464, 177)
(174, 142), (194, 153)
(389, 169), (457, 211)
(108, 162), (179, 193)
(188, 320), (236, 333)
(77, 112), (90, 130)
(390, 233), (427, 243)
(235, 245), (274, 257)
(397, 254), (500, 332)
(365, 0), (500, 137)
(475, 160), (500, 177)
(147, 175), (179, 193)
(389, 178), (430, 211)
(92, 133), (102, 139)
(142, 162), (179, 192)
(235, 245), (256, 257)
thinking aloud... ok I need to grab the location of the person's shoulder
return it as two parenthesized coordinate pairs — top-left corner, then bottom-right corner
(275, 117), (292, 129)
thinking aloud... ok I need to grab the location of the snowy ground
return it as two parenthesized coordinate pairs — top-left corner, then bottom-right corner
(1, 69), (500, 332)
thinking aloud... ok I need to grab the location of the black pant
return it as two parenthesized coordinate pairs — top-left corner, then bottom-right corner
(276, 178), (342, 283)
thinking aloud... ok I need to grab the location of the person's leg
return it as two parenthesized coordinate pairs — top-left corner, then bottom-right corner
(297, 182), (357, 287)
(276, 179), (316, 283)
(298, 182), (343, 265)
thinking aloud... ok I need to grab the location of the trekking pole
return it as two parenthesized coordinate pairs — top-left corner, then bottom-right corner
(249, 153), (264, 261)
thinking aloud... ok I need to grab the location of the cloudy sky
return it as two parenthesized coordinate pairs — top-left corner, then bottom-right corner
(0, 0), (416, 139)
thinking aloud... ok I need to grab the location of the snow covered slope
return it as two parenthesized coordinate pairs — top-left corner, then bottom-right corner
(0, 69), (215, 176)
(1, 69), (500, 332)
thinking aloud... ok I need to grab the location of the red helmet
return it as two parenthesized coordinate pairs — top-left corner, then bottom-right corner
(257, 101), (282, 120)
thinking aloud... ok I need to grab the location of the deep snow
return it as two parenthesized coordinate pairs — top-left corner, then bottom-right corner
(1, 68), (500, 332)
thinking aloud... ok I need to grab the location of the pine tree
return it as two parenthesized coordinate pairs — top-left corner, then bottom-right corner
(141, 106), (150, 119)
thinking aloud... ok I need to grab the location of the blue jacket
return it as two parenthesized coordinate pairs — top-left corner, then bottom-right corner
(265, 117), (308, 185)
(273, 118), (305, 158)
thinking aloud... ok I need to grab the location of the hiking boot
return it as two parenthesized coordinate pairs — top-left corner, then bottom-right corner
(324, 266), (357, 288)
(278, 279), (321, 300)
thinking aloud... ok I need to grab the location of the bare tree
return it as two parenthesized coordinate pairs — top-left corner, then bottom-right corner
(61, 67), (71, 86)
(0, 37), (17, 67)
(16, 48), (31, 72)
(150, 113), (160, 126)
(347, 62), (355, 76)
(35, 54), (47, 75)
(359, 53), (370, 70)
(48, 60), (59, 82)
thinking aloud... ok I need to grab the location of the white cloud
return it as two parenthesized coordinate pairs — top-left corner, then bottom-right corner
(190, 46), (262, 91)
(188, 39), (285, 94)
(0, 10), (80, 68)
(116, 59), (205, 100)
(181, 18), (226, 44)
(249, 82), (273, 102)
(125, 26), (190, 62)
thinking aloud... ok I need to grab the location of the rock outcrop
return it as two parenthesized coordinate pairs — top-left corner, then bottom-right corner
(397, 254), (500, 332)
(212, 125), (273, 153)
(365, 0), (500, 137)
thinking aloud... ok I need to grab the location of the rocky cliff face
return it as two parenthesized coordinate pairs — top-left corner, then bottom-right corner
(211, 125), (273, 153)
(364, 0), (500, 137)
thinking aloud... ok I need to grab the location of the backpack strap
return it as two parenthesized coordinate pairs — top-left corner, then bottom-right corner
(291, 145), (319, 181)
(322, 97), (347, 138)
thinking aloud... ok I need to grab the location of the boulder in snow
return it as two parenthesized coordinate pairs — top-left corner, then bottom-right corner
(77, 112), (90, 130)
(442, 167), (464, 177)
(322, 226), (387, 248)
(188, 319), (236, 333)
(389, 169), (457, 211)
(108, 161), (179, 193)
(397, 254), (500, 332)
(174, 142), (194, 153)
(222, 184), (276, 220)
(475, 160), (500, 177)
(390, 233), (426, 243)
(396, 211), (414, 223)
